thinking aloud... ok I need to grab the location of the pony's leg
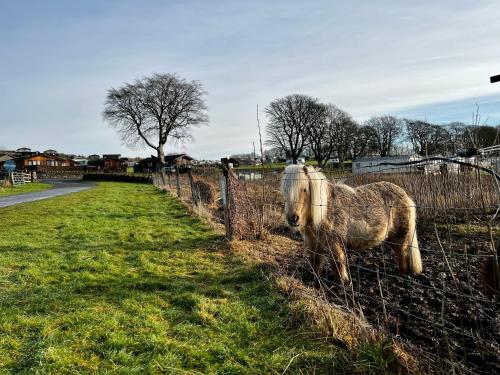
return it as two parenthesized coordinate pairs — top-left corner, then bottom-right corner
(305, 231), (327, 277)
(310, 248), (327, 277)
(392, 241), (409, 274)
(329, 240), (350, 283)
(385, 225), (410, 273)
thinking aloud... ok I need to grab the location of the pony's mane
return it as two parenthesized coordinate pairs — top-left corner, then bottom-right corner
(281, 165), (329, 227)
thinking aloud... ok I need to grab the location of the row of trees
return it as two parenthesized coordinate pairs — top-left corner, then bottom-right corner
(103, 74), (498, 169)
(405, 120), (498, 156)
(265, 94), (499, 166)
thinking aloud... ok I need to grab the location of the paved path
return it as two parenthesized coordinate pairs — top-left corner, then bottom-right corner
(0, 180), (94, 208)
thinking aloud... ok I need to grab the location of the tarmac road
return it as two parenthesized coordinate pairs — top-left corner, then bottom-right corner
(0, 180), (94, 208)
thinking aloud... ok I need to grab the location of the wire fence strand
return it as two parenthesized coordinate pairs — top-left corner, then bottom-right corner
(153, 160), (500, 375)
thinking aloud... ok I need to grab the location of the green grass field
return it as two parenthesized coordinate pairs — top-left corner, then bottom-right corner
(0, 182), (53, 197)
(0, 182), (343, 374)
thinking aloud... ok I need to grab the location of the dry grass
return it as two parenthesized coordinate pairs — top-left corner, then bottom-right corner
(154, 174), (423, 374)
(345, 172), (499, 220)
(192, 178), (217, 205)
(153, 170), (499, 374)
(230, 236), (423, 374)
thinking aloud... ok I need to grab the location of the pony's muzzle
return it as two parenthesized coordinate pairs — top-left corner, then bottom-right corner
(287, 214), (300, 227)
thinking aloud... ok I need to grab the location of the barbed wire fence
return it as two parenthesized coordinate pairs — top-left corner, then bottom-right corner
(153, 155), (499, 374)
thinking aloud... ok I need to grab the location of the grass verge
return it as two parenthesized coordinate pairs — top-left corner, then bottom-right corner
(0, 182), (53, 197)
(0, 182), (344, 374)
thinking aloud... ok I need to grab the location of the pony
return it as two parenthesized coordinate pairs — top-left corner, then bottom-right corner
(281, 164), (422, 282)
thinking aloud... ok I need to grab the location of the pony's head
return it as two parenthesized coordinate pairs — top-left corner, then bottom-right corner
(280, 164), (329, 229)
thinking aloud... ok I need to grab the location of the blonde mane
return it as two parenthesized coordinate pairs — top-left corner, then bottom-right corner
(281, 165), (329, 227)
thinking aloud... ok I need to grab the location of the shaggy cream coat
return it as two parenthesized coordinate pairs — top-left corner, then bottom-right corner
(281, 165), (422, 282)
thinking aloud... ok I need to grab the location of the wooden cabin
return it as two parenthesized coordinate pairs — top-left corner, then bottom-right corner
(135, 154), (194, 173)
(16, 153), (75, 170)
(166, 153), (193, 169)
(86, 154), (127, 172)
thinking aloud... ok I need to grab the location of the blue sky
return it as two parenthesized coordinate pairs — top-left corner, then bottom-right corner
(0, 0), (499, 159)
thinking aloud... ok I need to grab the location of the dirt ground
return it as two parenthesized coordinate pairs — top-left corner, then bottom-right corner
(175, 174), (499, 374)
(279, 221), (500, 375)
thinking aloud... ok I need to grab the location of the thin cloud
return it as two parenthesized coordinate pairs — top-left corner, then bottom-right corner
(0, 0), (499, 159)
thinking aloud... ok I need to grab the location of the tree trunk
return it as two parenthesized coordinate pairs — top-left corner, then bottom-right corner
(157, 148), (166, 172)
(316, 156), (324, 169)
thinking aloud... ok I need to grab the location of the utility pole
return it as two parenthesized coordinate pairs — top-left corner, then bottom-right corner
(253, 141), (256, 166)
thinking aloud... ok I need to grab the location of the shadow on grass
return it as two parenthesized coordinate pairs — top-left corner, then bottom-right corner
(0, 238), (341, 373)
(0, 183), (342, 373)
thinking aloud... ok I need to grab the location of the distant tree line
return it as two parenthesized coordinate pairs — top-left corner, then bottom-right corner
(265, 94), (499, 166)
(103, 74), (498, 168)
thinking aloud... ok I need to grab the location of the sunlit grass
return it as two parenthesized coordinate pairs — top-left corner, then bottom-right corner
(0, 182), (341, 374)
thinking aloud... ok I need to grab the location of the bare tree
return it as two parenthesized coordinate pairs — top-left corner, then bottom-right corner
(327, 105), (357, 166)
(446, 122), (469, 153)
(432, 126), (452, 155)
(304, 103), (332, 168)
(405, 119), (454, 156)
(265, 94), (324, 163)
(306, 104), (366, 167)
(103, 73), (208, 170)
(470, 125), (499, 148)
(264, 147), (286, 162)
(405, 119), (436, 156)
(349, 125), (373, 160)
(365, 115), (403, 157)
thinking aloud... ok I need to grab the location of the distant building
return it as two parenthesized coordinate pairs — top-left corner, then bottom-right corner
(227, 158), (240, 168)
(135, 153), (194, 173)
(228, 157), (260, 168)
(102, 154), (121, 159)
(103, 154), (126, 170)
(286, 157), (306, 165)
(0, 155), (14, 170)
(352, 155), (423, 175)
(87, 154), (127, 172)
(352, 154), (496, 175)
(43, 149), (58, 156)
(136, 156), (157, 172)
(15, 153), (76, 170)
(327, 158), (340, 167)
(73, 158), (89, 167)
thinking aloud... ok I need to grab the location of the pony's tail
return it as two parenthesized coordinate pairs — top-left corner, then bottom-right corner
(407, 203), (423, 275)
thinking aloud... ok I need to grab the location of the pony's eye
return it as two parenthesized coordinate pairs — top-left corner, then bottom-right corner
(303, 188), (307, 192)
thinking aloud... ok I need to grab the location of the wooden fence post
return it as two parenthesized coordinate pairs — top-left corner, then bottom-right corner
(220, 158), (232, 240)
(160, 170), (167, 190)
(188, 168), (198, 206)
(175, 167), (181, 197)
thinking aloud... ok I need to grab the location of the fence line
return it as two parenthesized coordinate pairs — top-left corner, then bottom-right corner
(151, 162), (499, 375)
